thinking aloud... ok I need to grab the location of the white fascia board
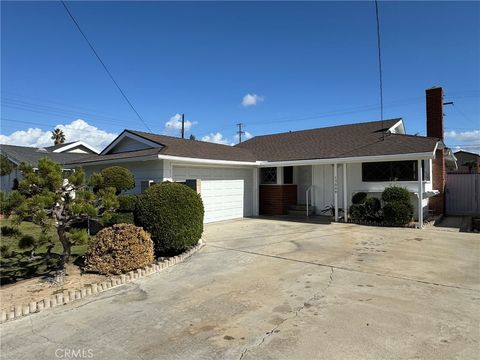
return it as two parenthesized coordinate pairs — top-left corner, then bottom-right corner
(387, 119), (406, 134)
(53, 141), (99, 154)
(257, 151), (436, 167)
(157, 154), (259, 167)
(100, 131), (162, 155)
(67, 155), (159, 167)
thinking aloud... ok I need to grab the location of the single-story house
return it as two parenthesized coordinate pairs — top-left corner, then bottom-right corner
(447, 150), (479, 174)
(0, 140), (98, 192)
(67, 87), (455, 227)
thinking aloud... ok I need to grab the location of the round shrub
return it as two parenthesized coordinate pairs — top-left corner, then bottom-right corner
(100, 166), (135, 194)
(135, 182), (204, 254)
(84, 224), (154, 275)
(365, 197), (381, 217)
(18, 234), (36, 250)
(118, 194), (137, 212)
(352, 192), (367, 205)
(349, 204), (366, 220)
(382, 201), (414, 226)
(382, 186), (411, 204)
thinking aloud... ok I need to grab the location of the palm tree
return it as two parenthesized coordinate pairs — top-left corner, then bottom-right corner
(51, 128), (66, 145)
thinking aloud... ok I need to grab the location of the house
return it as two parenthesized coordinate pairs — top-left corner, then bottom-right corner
(0, 140), (98, 192)
(447, 150), (479, 174)
(68, 87), (453, 227)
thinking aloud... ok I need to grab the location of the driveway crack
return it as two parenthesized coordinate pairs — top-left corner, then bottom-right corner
(239, 267), (334, 360)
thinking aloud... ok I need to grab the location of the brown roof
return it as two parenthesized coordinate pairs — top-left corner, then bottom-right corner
(236, 119), (439, 161)
(68, 119), (440, 165)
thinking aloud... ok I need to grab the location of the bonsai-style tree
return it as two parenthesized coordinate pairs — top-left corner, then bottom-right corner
(13, 158), (119, 268)
(51, 128), (66, 145)
(0, 155), (14, 176)
(90, 166), (135, 195)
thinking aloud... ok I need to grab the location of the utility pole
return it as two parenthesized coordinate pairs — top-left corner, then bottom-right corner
(181, 114), (185, 139)
(236, 123), (245, 144)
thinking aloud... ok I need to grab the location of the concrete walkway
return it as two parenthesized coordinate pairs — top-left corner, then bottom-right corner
(1, 219), (479, 360)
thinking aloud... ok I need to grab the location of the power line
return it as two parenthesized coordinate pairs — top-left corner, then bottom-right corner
(60, 1), (152, 132)
(374, 0), (384, 138)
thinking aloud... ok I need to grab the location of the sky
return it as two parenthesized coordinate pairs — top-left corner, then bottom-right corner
(1, 1), (479, 153)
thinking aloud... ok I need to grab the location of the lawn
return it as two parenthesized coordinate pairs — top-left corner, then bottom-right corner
(0, 219), (89, 285)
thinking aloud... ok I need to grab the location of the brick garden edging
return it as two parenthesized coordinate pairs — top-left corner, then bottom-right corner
(0, 242), (205, 324)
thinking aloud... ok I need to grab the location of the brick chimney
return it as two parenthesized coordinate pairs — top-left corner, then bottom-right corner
(426, 86), (445, 215)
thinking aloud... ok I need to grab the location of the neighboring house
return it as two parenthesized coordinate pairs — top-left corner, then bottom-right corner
(447, 150), (480, 174)
(69, 87), (453, 227)
(0, 141), (98, 192)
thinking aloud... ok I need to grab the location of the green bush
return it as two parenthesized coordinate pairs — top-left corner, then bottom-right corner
(365, 197), (381, 219)
(18, 234), (36, 250)
(352, 192), (367, 205)
(0, 244), (12, 258)
(349, 204), (366, 220)
(381, 186), (411, 204)
(118, 194), (137, 212)
(135, 182), (204, 254)
(97, 166), (135, 194)
(383, 201), (414, 226)
(85, 224), (154, 275)
(108, 212), (134, 225)
(0, 225), (21, 237)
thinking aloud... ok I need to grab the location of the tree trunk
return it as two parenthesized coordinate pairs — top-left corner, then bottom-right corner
(57, 225), (71, 269)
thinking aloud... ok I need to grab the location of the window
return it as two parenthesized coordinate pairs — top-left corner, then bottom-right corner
(283, 166), (293, 184)
(261, 167), (277, 184)
(362, 161), (419, 182)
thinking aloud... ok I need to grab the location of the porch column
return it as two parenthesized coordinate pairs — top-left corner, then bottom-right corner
(418, 159), (423, 228)
(276, 167), (283, 185)
(253, 168), (259, 216)
(334, 164), (338, 222)
(343, 163), (348, 222)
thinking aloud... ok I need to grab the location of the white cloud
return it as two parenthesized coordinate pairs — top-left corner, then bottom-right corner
(241, 93), (264, 107)
(164, 113), (195, 132)
(0, 119), (117, 151)
(202, 131), (254, 146)
(201, 132), (232, 145)
(445, 130), (480, 154)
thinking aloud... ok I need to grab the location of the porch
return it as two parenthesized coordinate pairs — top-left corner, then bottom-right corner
(258, 159), (433, 228)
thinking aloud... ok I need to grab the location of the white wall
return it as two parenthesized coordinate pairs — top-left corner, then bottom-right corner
(312, 162), (433, 219)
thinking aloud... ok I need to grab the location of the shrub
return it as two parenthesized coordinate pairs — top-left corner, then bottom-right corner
(0, 244), (12, 258)
(352, 192), (368, 205)
(135, 182), (204, 254)
(84, 224), (154, 275)
(0, 225), (21, 237)
(108, 212), (135, 225)
(18, 234), (36, 250)
(381, 186), (411, 204)
(349, 204), (366, 220)
(118, 194), (137, 212)
(92, 166), (135, 194)
(365, 197), (381, 219)
(383, 201), (414, 226)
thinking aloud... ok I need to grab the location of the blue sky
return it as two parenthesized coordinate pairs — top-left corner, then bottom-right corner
(1, 1), (479, 152)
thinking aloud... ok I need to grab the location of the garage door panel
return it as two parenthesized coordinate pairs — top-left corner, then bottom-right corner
(172, 166), (253, 222)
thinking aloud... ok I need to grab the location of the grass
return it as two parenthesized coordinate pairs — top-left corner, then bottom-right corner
(0, 219), (89, 285)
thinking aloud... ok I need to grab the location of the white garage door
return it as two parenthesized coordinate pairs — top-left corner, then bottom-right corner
(172, 165), (253, 223)
(201, 180), (244, 223)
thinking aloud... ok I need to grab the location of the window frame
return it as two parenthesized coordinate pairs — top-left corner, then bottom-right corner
(361, 160), (425, 182)
(260, 167), (277, 185)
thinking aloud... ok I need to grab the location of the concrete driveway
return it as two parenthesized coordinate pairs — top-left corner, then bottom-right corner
(1, 218), (479, 360)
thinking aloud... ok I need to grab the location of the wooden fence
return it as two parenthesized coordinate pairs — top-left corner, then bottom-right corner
(445, 174), (480, 216)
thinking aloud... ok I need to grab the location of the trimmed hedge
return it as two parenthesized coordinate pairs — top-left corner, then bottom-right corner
(100, 166), (135, 194)
(118, 194), (137, 212)
(381, 186), (411, 204)
(352, 192), (367, 205)
(364, 197), (381, 219)
(383, 201), (414, 226)
(349, 204), (366, 220)
(108, 212), (135, 225)
(135, 182), (204, 254)
(85, 224), (154, 275)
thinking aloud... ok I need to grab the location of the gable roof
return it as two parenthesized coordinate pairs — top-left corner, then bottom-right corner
(454, 150), (479, 157)
(0, 144), (90, 167)
(45, 142), (77, 151)
(236, 119), (439, 161)
(67, 118), (441, 166)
